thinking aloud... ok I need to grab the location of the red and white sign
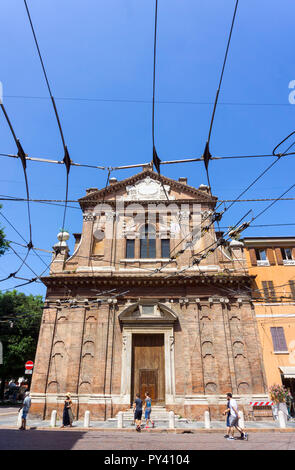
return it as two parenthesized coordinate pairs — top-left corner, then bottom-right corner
(250, 401), (273, 406)
(25, 361), (34, 370)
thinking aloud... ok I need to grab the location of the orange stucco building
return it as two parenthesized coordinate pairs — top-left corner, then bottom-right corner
(244, 237), (295, 409)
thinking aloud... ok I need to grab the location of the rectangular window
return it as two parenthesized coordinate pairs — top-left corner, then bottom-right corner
(281, 248), (293, 260)
(262, 281), (276, 301)
(126, 239), (135, 258)
(256, 249), (270, 266)
(270, 327), (288, 352)
(161, 239), (170, 258)
(256, 249), (267, 260)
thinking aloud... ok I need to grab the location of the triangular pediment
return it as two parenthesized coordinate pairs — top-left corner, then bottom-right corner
(79, 169), (217, 208)
(118, 301), (178, 324)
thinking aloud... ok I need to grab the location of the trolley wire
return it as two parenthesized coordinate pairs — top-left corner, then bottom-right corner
(24, 0), (72, 232)
(202, 0), (239, 190)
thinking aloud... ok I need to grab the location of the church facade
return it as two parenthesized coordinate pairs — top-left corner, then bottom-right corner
(30, 168), (268, 420)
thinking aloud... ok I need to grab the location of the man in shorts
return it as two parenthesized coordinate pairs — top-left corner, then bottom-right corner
(226, 393), (248, 440)
(133, 393), (143, 432)
(19, 391), (31, 430)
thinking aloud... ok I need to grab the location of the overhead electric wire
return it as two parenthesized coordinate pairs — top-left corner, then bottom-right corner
(159, 0), (240, 264)
(1, 150), (295, 172)
(0, 106), (32, 246)
(175, 179), (295, 279)
(4, 94), (295, 108)
(0, 208), (52, 280)
(1, 195), (295, 205)
(249, 183), (295, 224)
(202, 0), (239, 189)
(24, 0), (72, 232)
(1, 1), (293, 298)
(273, 130), (295, 157)
(0, 102), (34, 282)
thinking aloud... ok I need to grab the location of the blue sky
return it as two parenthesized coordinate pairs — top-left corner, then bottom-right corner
(0, 0), (294, 298)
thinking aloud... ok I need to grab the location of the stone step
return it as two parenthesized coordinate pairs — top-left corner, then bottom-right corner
(117, 407), (180, 421)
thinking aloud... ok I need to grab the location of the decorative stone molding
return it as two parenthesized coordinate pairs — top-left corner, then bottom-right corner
(124, 176), (175, 201)
(179, 210), (190, 221)
(169, 335), (175, 351)
(201, 210), (213, 222)
(83, 213), (95, 222)
(105, 211), (115, 221)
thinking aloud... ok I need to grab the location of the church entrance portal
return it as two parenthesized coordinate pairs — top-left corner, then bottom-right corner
(131, 334), (165, 405)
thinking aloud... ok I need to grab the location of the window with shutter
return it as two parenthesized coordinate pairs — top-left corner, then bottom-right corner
(256, 249), (267, 261)
(267, 248), (275, 265)
(275, 247), (284, 265)
(248, 248), (257, 266)
(281, 248), (295, 265)
(289, 281), (295, 300)
(261, 281), (276, 301)
(282, 248), (293, 260)
(270, 327), (288, 352)
(255, 249), (269, 266)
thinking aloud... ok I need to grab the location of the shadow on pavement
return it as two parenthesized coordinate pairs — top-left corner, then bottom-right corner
(0, 429), (87, 450)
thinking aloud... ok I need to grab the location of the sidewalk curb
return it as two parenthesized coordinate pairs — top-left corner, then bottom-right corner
(0, 426), (295, 433)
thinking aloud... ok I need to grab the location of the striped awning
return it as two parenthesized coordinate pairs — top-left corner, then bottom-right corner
(279, 366), (295, 378)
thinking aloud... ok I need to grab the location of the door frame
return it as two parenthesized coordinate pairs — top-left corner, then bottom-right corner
(120, 326), (175, 406)
(132, 334), (165, 405)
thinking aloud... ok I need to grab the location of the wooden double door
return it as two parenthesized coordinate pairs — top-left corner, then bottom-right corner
(131, 334), (165, 405)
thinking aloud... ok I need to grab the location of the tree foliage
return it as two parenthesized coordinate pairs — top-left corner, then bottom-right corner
(0, 204), (10, 256)
(0, 291), (43, 389)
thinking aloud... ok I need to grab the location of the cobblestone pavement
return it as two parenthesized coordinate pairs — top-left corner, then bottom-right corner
(1, 429), (295, 450)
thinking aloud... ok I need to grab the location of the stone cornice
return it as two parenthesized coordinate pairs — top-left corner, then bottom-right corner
(41, 273), (254, 288)
(78, 169), (217, 208)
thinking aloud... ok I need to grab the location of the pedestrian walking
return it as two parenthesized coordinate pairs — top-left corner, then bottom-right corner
(144, 392), (154, 428)
(223, 397), (231, 438)
(18, 391), (31, 430)
(133, 393), (143, 432)
(226, 393), (248, 440)
(61, 393), (74, 428)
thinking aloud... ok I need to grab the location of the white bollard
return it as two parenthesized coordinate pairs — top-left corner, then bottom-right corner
(278, 410), (286, 428)
(204, 410), (211, 429)
(238, 411), (245, 429)
(50, 410), (57, 428)
(169, 411), (175, 429)
(17, 409), (22, 428)
(117, 411), (123, 429)
(84, 410), (90, 428)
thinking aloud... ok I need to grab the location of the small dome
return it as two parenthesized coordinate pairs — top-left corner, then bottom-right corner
(57, 231), (70, 242)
